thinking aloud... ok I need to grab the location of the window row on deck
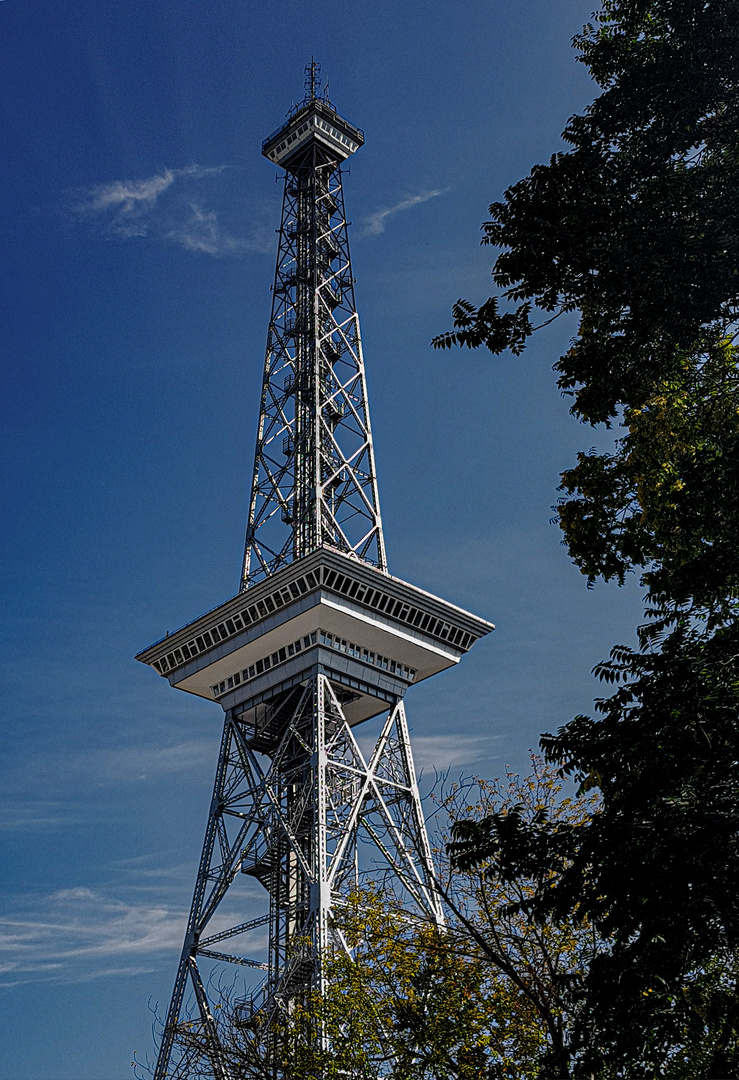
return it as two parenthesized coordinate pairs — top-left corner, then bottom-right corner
(154, 562), (474, 677)
(211, 628), (416, 700)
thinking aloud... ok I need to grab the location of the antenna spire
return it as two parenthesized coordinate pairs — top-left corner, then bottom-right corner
(305, 57), (321, 100)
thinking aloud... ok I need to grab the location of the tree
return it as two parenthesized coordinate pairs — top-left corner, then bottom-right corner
(434, 0), (739, 1075)
(313, 762), (599, 1080)
(420, 762), (601, 1078)
(138, 762), (600, 1079)
(296, 761), (600, 1079)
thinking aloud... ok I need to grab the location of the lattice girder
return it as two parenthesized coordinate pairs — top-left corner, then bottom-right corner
(241, 138), (386, 589)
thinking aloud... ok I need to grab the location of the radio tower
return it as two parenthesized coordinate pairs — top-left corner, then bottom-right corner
(138, 62), (493, 1080)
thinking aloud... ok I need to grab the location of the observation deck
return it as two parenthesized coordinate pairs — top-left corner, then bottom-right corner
(136, 548), (494, 727)
(262, 98), (364, 169)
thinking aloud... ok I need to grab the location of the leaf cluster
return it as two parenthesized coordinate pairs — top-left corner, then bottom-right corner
(433, 0), (739, 422)
(143, 765), (599, 1080)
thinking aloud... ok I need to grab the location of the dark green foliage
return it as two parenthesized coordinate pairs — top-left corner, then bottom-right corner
(453, 626), (739, 1076)
(558, 339), (739, 614)
(434, 0), (739, 419)
(439, 0), (739, 1075)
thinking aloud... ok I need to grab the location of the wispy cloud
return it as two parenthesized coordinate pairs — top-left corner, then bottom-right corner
(163, 202), (257, 256)
(7, 737), (215, 799)
(0, 882), (269, 988)
(73, 165), (271, 256)
(81, 167), (194, 218)
(0, 887), (185, 987)
(75, 165), (221, 238)
(410, 735), (492, 771)
(353, 731), (493, 774)
(83, 738), (215, 785)
(75, 171), (447, 251)
(362, 188), (447, 236)
(0, 801), (78, 833)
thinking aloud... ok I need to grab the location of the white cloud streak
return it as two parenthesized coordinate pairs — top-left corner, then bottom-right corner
(7, 738), (215, 798)
(0, 882), (269, 988)
(362, 188), (447, 236)
(353, 731), (492, 774)
(409, 734), (492, 771)
(76, 171), (446, 252)
(0, 801), (77, 833)
(163, 202), (258, 257)
(1, 739), (216, 847)
(73, 165), (269, 256)
(0, 887), (186, 987)
(84, 169), (182, 215)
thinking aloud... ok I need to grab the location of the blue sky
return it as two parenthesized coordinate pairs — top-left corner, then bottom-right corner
(0, 2), (645, 1077)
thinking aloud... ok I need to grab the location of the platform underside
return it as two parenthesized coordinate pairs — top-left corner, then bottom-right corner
(136, 548), (494, 725)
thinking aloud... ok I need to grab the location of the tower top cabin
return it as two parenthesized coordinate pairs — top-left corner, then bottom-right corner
(263, 97), (363, 171)
(262, 63), (363, 171)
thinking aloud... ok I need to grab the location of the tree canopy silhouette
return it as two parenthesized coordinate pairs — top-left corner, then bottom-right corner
(437, 1), (739, 1074)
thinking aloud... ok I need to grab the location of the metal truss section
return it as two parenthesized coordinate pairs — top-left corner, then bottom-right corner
(241, 119), (387, 589)
(154, 675), (441, 1080)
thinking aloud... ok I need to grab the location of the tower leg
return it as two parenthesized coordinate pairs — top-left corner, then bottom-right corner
(154, 715), (251, 1080)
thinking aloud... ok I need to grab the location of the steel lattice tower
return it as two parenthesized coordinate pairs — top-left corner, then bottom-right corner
(138, 64), (493, 1080)
(241, 66), (385, 587)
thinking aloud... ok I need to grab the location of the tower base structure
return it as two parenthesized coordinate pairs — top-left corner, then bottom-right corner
(138, 549), (493, 1079)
